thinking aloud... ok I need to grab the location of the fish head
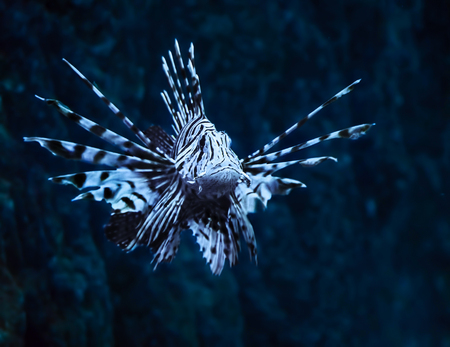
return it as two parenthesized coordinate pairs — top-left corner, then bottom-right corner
(183, 129), (250, 198)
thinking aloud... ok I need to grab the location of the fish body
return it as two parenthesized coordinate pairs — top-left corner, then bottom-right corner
(25, 40), (373, 275)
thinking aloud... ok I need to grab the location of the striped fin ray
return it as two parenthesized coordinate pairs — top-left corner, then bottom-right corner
(161, 40), (205, 137)
(204, 230), (227, 275)
(245, 156), (338, 175)
(187, 43), (205, 117)
(169, 49), (193, 120)
(244, 79), (362, 162)
(161, 90), (182, 134)
(35, 96), (173, 165)
(51, 170), (176, 217)
(50, 169), (170, 191)
(174, 39), (194, 116)
(244, 123), (373, 166)
(151, 227), (182, 266)
(72, 181), (148, 214)
(124, 177), (184, 254)
(23, 137), (165, 170)
(239, 137), (342, 213)
(148, 187), (185, 267)
(62, 59), (169, 160)
(162, 55), (190, 126)
(142, 125), (174, 156)
(194, 226), (227, 275)
(230, 193), (257, 264)
(187, 200), (241, 275)
(49, 170), (141, 189)
(190, 222), (240, 275)
(236, 173), (306, 214)
(101, 172), (180, 250)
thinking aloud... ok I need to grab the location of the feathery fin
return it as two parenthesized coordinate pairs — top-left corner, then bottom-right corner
(244, 79), (362, 161)
(62, 58), (170, 161)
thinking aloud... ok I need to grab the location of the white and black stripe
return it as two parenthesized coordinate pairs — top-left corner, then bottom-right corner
(63, 58), (170, 160)
(244, 79), (362, 162)
(25, 39), (373, 276)
(244, 123), (374, 166)
(35, 96), (172, 164)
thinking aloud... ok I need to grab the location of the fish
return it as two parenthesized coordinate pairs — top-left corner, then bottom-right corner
(24, 40), (373, 275)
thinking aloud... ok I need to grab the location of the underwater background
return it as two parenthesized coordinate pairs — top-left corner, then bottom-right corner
(1, 0), (449, 346)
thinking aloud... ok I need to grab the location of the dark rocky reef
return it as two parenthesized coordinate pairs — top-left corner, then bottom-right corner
(1, 0), (449, 346)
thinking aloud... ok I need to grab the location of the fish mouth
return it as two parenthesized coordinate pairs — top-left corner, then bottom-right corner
(194, 166), (251, 187)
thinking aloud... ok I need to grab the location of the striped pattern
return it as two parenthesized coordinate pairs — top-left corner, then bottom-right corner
(23, 137), (165, 170)
(245, 156), (338, 176)
(161, 40), (205, 135)
(173, 116), (243, 195)
(186, 197), (241, 273)
(239, 82), (374, 219)
(62, 59), (170, 160)
(243, 123), (374, 166)
(244, 79), (362, 161)
(35, 96), (171, 164)
(25, 39), (373, 276)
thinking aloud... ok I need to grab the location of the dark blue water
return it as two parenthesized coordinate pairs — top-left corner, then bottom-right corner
(1, 1), (449, 346)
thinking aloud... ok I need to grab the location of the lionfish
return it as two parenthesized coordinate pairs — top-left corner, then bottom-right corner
(24, 40), (373, 275)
